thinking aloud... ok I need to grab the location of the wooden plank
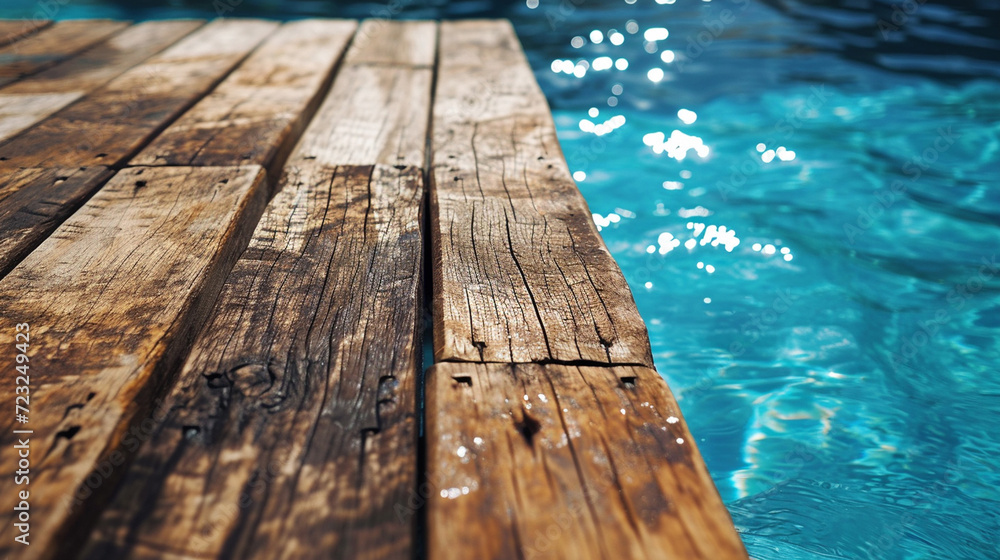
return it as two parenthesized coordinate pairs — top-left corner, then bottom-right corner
(0, 20), (204, 143)
(0, 18), (278, 169)
(290, 20), (435, 168)
(0, 19), (52, 48)
(0, 19), (276, 280)
(0, 20), (128, 87)
(76, 21), (435, 560)
(345, 17), (436, 66)
(426, 362), (748, 560)
(430, 21), (654, 366)
(130, 19), (356, 171)
(0, 164), (271, 560)
(0, 166), (113, 277)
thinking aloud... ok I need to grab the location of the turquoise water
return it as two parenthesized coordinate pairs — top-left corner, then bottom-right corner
(4, 0), (999, 557)
(536, 3), (1000, 558)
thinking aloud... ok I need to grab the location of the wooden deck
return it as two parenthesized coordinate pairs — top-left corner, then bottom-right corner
(0, 18), (747, 560)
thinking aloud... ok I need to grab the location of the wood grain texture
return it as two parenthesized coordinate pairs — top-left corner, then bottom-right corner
(0, 19), (278, 170)
(81, 164), (425, 560)
(130, 19), (355, 170)
(345, 18), (436, 67)
(287, 20), (435, 168)
(430, 20), (654, 366)
(77, 21), (436, 560)
(0, 165), (270, 560)
(0, 166), (113, 277)
(0, 20), (128, 87)
(0, 20), (203, 143)
(0, 19), (52, 48)
(426, 362), (748, 560)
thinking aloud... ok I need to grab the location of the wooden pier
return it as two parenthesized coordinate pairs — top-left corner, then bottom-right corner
(0, 18), (747, 559)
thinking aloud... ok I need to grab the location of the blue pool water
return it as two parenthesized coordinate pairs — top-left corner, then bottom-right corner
(4, 0), (999, 557)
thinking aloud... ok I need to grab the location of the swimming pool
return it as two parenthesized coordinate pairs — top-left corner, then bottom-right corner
(4, 0), (998, 557)
(533, 2), (1000, 558)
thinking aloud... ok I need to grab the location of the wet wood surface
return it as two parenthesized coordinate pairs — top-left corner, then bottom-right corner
(0, 17), (744, 560)
(426, 362), (748, 560)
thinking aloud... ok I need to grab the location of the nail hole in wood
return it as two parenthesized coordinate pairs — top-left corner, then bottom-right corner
(56, 426), (81, 441)
(515, 407), (541, 446)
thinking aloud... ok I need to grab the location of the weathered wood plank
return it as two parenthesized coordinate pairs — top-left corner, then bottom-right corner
(426, 362), (748, 560)
(0, 19), (276, 279)
(345, 18), (436, 67)
(430, 21), (654, 366)
(289, 20), (435, 168)
(77, 20), (436, 560)
(0, 20), (203, 143)
(0, 20), (128, 87)
(0, 166), (113, 276)
(0, 19), (52, 48)
(130, 19), (355, 171)
(0, 165), (270, 560)
(0, 18), (278, 169)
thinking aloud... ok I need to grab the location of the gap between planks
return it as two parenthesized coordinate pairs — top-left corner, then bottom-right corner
(71, 19), (434, 560)
(0, 17), (746, 560)
(0, 20), (52, 48)
(0, 18), (360, 560)
(0, 19), (343, 280)
(0, 20), (205, 144)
